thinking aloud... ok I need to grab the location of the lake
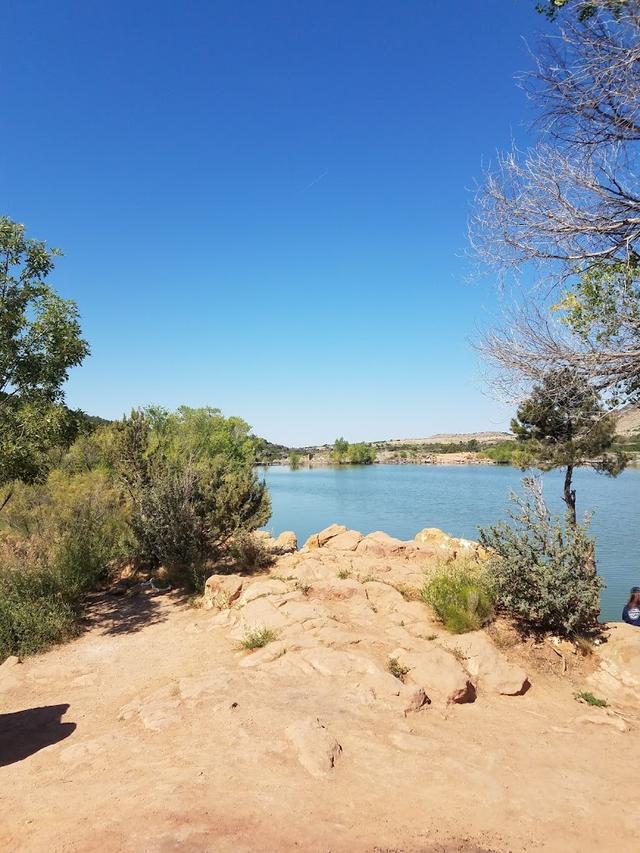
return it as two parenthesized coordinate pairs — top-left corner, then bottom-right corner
(261, 463), (640, 622)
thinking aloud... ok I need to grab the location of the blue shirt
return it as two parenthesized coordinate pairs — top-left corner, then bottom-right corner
(622, 605), (640, 626)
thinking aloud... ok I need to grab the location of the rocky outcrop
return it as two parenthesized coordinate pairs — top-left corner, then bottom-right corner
(199, 525), (532, 715)
(588, 623), (640, 710)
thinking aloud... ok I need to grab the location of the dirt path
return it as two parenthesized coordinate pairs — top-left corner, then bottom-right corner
(1, 549), (638, 852)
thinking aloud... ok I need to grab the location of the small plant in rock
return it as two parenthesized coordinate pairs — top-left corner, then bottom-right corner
(361, 573), (377, 583)
(240, 627), (278, 650)
(388, 657), (410, 682)
(294, 580), (311, 595)
(336, 568), (351, 580)
(422, 562), (494, 634)
(575, 690), (608, 708)
(449, 646), (468, 664)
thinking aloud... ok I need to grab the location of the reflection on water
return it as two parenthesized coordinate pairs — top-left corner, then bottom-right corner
(261, 464), (640, 622)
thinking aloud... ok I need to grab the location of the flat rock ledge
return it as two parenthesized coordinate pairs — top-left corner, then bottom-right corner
(202, 524), (529, 721)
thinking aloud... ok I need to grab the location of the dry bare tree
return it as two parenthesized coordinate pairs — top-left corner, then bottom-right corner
(470, 0), (640, 405)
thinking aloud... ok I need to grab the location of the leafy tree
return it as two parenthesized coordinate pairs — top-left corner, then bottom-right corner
(510, 369), (626, 524)
(111, 408), (271, 584)
(289, 450), (302, 470)
(347, 442), (376, 464)
(0, 217), (89, 490)
(332, 436), (349, 464)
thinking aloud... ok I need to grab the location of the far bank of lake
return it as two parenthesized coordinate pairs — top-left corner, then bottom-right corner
(261, 463), (640, 622)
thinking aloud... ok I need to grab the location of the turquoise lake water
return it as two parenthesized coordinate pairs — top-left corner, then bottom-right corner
(261, 463), (640, 622)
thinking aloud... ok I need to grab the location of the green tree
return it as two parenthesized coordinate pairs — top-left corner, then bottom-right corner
(111, 408), (271, 584)
(347, 442), (376, 464)
(289, 450), (302, 470)
(332, 436), (349, 464)
(511, 370), (626, 524)
(0, 217), (89, 491)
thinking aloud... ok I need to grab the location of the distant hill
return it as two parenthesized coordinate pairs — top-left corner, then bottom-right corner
(381, 431), (513, 447)
(615, 405), (640, 438)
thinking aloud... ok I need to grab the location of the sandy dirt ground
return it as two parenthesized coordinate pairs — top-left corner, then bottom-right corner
(1, 544), (638, 853)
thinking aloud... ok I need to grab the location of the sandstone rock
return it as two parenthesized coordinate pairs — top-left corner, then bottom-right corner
(414, 527), (482, 557)
(238, 640), (288, 668)
(355, 537), (387, 557)
(587, 623), (640, 710)
(323, 529), (363, 551)
(231, 596), (291, 637)
(364, 581), (406, 615)
(238, 578), (288, 605)
(389, 646), (476, 705)
(307, 578), (364, 602)
(285, 718), (342, 778)
(440, 633), (530, 697)
(0, 655), (20, 671)
(402, 686), (431, 715)
(203, 574), (245, 610)
(317, 524), (347, 546)
(302, 533), (320, 550)
(357, 532), (408, 557)
(274, 531), (297, 553)
(576, 712), (628, 733)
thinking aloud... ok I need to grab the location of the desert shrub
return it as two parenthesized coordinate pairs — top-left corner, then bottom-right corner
(347, 443), (376, 464)
(240, 627), (277, 650)
(479, 478), (602, 637)
(422, 559), (495, 633)
(0, 469), (131, 660)
(230, 532), (274, 572)
(0, 561), (78, 659)
(112, 409), (271, 584)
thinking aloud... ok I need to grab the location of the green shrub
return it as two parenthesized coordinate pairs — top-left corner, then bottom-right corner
(479, 478), (602, 637)
(0, 468), (130, 661)
(112, 410), (271, 582)
(388, 657), (410, 681)
(422, 562), (494, 634)
(0, 562), (78, 659)
(347, 443), (376, 464)
(230, 532), (274, 573)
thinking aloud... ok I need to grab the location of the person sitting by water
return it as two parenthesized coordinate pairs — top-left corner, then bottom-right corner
(622, 587), (640, 627)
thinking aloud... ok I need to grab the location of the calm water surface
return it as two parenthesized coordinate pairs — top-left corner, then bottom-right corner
(261, 464), (640, 622)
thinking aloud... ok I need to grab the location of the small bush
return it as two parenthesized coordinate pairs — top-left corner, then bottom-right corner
(336, 568), (351, 580)
(479, 478), (602, 638)
(422, 563), (494, 634)
(230, 532), (274, 573)
(575, 690), (608, 708)
(240, 627), (277, 650)
(388, 657), (410, 681)
(0, 563), (78, 659)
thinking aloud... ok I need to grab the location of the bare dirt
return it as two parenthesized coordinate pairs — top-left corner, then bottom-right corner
(1, 530), (638, 853)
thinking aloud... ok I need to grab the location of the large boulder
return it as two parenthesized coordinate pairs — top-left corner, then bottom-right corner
(323, 529), (363, 551)
(356, 531), (409, 557)
(318, 524), (347, 546)
(285, 718), (342, 778)
(439, 633), (530, 697)
(274, 531), (297, 554)
(388, 646), (476, 705)
(587, 623), (640, 709)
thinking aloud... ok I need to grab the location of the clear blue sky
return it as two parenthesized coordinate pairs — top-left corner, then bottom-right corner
(3, 0), (542, 445)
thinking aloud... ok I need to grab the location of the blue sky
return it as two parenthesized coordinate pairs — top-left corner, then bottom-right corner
(3, 1), (541, 445)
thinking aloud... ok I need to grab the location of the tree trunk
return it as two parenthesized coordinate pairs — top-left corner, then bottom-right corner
(562, 464), (577, 526)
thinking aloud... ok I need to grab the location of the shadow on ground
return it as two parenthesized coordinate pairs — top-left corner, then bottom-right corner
(83, 588), (189, 637)
(0, 704), (76, 767)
